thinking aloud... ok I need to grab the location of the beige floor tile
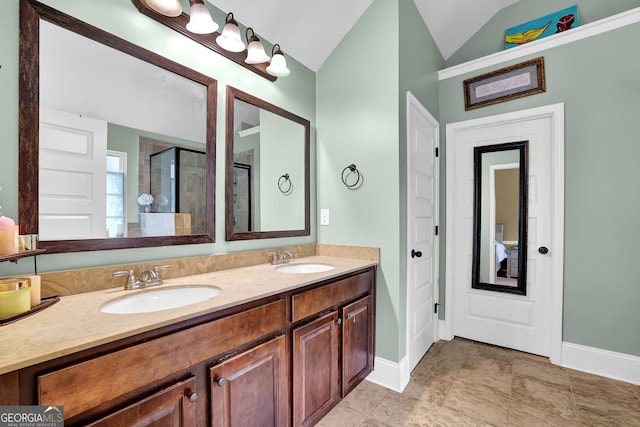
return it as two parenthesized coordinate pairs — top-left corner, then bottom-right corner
(341, 380), (390, 416)
(511, 357), (571, 387)
(440, 384), (509, 426)
(321, 338), (637, 427)
(509, 375), (576, 425)
(368, 391), (441, 426)
(315, 402), (367, 427)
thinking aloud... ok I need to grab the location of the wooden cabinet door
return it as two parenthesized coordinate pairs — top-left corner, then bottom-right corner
(293, 311), (339, 427)
(341, 296), (374, 396)
(85, 377), (197, 427)
(210, 336), (287, 427)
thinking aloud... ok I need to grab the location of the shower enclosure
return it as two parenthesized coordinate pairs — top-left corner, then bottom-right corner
(149, 147), (206, 235)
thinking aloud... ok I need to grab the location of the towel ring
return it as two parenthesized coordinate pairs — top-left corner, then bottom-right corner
(278, 174), (292, 194)
(341, 164), (362, 189)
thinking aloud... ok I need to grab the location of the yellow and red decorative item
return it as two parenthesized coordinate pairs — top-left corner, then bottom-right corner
(505, 5), (578, 49)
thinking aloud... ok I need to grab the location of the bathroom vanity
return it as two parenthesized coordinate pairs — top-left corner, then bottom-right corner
(0, 256), (376, 426)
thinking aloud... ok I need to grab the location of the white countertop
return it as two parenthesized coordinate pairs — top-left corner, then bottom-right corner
(0, 256), (377, 375)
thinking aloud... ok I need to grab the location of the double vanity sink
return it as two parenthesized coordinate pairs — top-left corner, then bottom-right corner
(99, 262), (336, 314)
(0, 255), (376, 426)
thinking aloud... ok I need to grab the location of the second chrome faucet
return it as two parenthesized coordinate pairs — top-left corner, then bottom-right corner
(267, 250), (295, 265)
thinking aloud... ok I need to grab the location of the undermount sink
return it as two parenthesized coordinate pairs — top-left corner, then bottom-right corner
(100, 285), (221, 314)
(275, 263), (335, 274)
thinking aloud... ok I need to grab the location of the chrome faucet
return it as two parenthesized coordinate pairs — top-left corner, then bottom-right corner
(113, 265), (172, 290)
(267, 250), (295, 265)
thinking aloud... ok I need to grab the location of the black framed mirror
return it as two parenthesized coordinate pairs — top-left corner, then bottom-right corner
(225, 86), (310, 241)
(19, 0), (217, 253)
(472, 141), (528, 295)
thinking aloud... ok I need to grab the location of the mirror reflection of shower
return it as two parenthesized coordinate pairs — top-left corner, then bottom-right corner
(149, 147), (206, 235)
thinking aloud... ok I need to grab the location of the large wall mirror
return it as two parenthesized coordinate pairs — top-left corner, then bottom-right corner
(225, 86), (310, 241)
(472, 141), (528, 295)
(19, 0), (217, 253)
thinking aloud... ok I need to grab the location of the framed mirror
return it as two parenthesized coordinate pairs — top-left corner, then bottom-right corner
(225, 86), (310, 241)
(471, 141), (528, 295)
(19, 0), (217, 253)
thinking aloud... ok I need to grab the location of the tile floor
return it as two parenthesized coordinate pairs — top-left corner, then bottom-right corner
(318, 338), (640, 426)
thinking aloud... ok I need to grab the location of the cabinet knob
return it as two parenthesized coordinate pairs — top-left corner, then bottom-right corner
(336, 318), (342, 325)
(216, 377), (227, 387)
(187, 391), (198, 402)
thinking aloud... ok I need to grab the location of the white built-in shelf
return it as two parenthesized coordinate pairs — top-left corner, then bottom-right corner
(438, 7), (640, 80)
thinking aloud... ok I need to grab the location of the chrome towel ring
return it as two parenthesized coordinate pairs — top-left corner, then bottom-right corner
(278, 173), (292, 194)
(341, 164), (362, 189)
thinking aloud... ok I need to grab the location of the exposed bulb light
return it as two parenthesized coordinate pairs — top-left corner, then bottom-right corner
(144, 0), (182, 17)
(266, 44), (290, 77)
(216, 12), (245, 52)
(186, 0), (218, 34)
(244, 28), (270, 64)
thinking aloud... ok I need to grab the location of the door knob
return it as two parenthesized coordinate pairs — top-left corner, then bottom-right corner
(411, 249), (422, 258)
(538, 246), (549, 255)
(215, 377), (227, 387)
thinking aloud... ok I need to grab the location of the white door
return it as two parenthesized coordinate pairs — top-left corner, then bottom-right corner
(39, 107), (108, 240)
(406, 92), (439, 371)
(445, 104), (565, 360)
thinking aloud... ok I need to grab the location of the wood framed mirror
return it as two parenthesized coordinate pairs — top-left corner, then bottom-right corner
(471, 141), (528, 295)
(19, 0), (217, 253)
(225, 86), (310, 241)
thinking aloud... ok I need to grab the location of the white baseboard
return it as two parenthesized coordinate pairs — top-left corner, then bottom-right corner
(366, 356), (410, 393)
(438, 319), (452, 341)
(561, 342), (640, 385)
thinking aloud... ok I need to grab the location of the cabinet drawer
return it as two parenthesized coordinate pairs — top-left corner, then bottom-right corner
(85, 376), (197, 427)
(38, 300), (284, 419)
(291, 270), (372, 322)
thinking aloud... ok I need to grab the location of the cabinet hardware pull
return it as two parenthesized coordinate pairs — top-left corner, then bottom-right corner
(187, 391), (198, 402)
(336, 318), (342, 325)
(216, 377), (227, 387)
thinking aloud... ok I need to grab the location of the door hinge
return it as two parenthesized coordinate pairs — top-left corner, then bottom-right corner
(435, 225), (439, 236)
(435, 147), (439, 157)
(434, 302), (439, 314)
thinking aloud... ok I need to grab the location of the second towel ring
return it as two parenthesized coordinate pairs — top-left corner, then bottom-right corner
(341, 164), (362, 189)
(278, 174), (293, 194)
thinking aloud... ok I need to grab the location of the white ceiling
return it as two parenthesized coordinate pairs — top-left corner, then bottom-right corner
(207, 0), (521, 71)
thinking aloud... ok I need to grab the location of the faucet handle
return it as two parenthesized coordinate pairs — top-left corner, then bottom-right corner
(113, 269), (137, 286)
(267, 252), (278, 261)
(154, 265), (171, 279)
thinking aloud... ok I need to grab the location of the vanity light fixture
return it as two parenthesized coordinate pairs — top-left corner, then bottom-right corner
(216, 12), (245, 52)
(186, 0), (218, 34)
(143, 0), (182, 17)
(266, 44), (291, 77)
(133, 0), (286, 80)
(244, 28), (270, 64)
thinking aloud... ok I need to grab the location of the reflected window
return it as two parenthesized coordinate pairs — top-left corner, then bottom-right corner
(106, 151), (126, 238)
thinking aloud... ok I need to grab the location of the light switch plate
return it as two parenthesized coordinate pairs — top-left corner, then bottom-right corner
(320, 209), (330, 226)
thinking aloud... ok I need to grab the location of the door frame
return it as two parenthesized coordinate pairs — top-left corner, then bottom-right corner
(443, 103), (565, 364)
(405, 91), (440, 368)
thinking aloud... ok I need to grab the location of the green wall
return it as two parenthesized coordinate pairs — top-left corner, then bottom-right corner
(0, 0), (316, 277)
(317, 0), (442, 363)
(440, 5), (640, 357)
(317, 0), (401, 361)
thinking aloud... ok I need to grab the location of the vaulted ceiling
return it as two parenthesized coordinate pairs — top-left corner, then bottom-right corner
(207, 0), (521, 71)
